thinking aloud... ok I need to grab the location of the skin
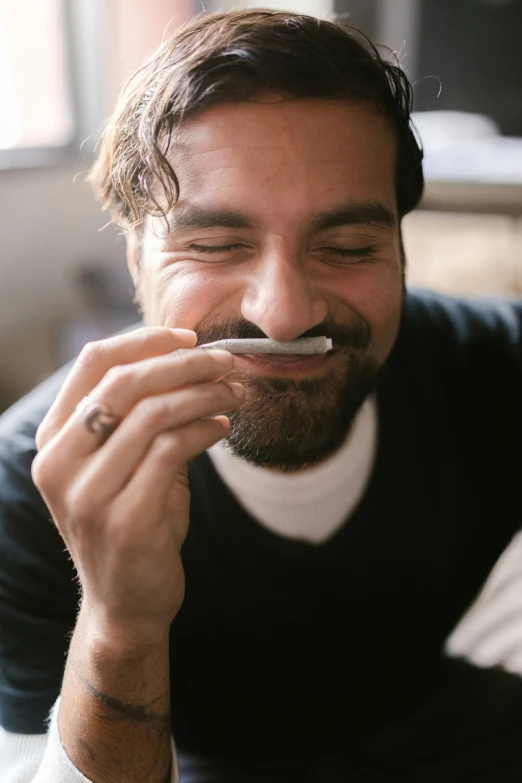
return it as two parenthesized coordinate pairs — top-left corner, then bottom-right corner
(130, 98), (404, 469)
(132, 98), (402, 366)
(31, 97), (404, 781)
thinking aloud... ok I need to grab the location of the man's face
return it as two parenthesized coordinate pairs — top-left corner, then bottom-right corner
(129, 98), (403, 470)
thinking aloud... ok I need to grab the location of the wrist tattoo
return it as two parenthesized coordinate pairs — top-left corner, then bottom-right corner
(71, 660), (171, 736)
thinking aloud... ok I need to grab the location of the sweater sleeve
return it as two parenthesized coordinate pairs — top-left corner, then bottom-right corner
(445, 529), (522, 677)
(0, 698), (180, 783)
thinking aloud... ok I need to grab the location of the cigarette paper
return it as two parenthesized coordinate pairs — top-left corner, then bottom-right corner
(199, 336), (333, 354)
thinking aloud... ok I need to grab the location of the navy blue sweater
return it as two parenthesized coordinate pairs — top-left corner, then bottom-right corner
(1, 289), (521, 753)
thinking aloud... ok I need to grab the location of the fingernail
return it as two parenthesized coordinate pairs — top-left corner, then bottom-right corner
(170, 328), (197, 346)
(217, 415), (231, 432)
(228, 382), (246, 400)
(209, 349), (234, 366)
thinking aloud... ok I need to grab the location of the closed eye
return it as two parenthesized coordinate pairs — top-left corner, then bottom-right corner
(187, 243), (245, 253)
(184, 243), (377, 260)
(320, 246), (377, 258)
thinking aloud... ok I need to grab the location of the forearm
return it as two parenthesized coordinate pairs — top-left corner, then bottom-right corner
(29, 330), (237, 781)
(58, 605), (172, 783)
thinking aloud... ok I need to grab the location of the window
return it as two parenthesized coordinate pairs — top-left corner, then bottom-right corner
(0, 0), (76, 167)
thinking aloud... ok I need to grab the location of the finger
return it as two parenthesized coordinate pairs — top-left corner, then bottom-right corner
(119, 417), (230, 508)
(93, 347), (236, 416)
(54, 348), (236, 458)
(82, 417), (231, 518)
(36, 327), (197, 450)
(66, 381), (244, 504)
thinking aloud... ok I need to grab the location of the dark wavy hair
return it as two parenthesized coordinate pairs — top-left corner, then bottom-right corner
(89, 8), (424, 231)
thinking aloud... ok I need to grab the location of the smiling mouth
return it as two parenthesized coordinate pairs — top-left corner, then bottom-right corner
(235, 350), (340, 375)
(242, 352), (325, 362)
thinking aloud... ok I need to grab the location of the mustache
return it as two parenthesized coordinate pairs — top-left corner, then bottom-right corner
(196, 314), (371, 351)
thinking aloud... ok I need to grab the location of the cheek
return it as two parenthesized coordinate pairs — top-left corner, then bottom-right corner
(365, 274), (403, 362)
(149, 267), (236, 329)
(371, 284), (403, 362)
(335, 262), (403, 363)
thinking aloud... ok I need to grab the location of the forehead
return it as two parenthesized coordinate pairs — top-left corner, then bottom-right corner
(167, 98), (397, 216)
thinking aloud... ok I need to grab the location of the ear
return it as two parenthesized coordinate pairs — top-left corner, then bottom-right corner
(126, 231), (140, 286)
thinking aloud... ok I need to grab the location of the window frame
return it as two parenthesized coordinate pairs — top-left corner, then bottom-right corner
(0, 0), (108, 171)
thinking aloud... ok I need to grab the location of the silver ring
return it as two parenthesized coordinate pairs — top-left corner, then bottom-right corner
(76, 395), (122, 441)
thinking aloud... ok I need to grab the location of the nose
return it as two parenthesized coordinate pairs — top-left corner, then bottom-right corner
(240, 241), (328, 341)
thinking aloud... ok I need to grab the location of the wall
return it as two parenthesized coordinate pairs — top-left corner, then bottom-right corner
(0, 162), (125, 401)
(2, 1), (522, 409)
(108, 0), (194, 105)
(0, 0), (194, 407)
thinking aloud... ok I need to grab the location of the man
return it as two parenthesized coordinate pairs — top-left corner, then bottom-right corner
(1, 9), (522, 782)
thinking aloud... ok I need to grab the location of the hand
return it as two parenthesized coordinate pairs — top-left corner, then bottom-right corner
(32, 327), (245, 637)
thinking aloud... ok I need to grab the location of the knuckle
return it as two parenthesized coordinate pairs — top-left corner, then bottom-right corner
(154, 431), (182, 459)
(77, 340), (105, 370)
(135, 397), (170, 429)
(204, 384), (222, 405)
(102, 364), (134, 393)
(174, 347), (209, 372)
(34, 422), (48, 452)
(126, 327), (173, 357)
(31, 445), (63, 497)
(31, 451), (50, 490)
(141, 326), (170, 346)
(64, 484), (94, 523)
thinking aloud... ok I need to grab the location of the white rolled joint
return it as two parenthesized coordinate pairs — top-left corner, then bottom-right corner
(199, 336), (333, 354)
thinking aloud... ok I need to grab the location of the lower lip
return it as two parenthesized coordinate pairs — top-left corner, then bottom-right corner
(234, 351), (338, 377)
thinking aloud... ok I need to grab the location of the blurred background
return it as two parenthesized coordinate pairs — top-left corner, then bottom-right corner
(1, 0), (522, 413)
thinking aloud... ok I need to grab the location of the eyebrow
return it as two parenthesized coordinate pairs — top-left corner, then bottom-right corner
(168, 201), (396, 234)
(310, 202), (396, 232)
(169, 207), (259, 232)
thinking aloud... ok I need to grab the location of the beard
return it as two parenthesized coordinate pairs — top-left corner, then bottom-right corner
(196, 313), (380, 472)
